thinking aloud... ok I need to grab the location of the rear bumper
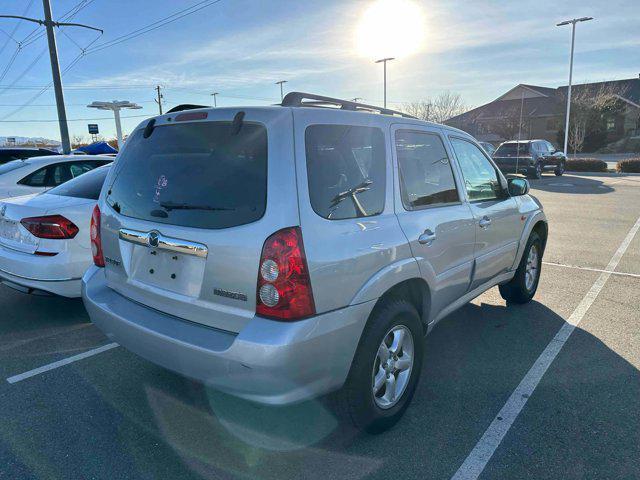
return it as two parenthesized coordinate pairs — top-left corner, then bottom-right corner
(494, 159), (533, 174)
(82, 266), (374, 405)
(0, 244), (82, 297)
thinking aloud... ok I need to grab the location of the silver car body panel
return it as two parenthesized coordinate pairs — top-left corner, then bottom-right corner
(83, 106), (547, 406)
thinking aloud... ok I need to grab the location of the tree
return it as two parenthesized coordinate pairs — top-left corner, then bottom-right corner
(71, 134), (88, 148)
(558, 82), (629, 153)
(491, 102), (529, 141)
(403, 92), (467, 123)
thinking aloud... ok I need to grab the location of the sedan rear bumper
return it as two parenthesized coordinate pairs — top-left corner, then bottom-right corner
(0, 243), (82, 297)
(82, 266), (374, 406)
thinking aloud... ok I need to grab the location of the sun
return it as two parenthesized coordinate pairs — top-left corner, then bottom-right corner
(355, 0), (426, 60)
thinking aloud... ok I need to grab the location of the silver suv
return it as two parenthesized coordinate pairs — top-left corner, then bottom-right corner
(82, 93), (547, 433)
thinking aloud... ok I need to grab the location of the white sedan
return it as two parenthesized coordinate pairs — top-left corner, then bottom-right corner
(0, 165), (110, 297)
(0, 154), (111, 199)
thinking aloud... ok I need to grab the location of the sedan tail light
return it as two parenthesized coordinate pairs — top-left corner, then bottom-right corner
(90, 205), (105, 267)
(256, 227), (315, 320)
(20, 215), (79, 239)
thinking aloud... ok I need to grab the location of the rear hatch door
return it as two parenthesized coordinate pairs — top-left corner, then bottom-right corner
(100, 108), (297, 333)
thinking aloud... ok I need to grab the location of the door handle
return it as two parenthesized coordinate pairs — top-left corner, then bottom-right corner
(479, 216), (492, 228)
(418, 229), (437, 245)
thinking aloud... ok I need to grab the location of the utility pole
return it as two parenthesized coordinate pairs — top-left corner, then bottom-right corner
(211, 92), (219, 107)
(557, 17), (593, 156)
(155, 85), (163, 115)
(375, 57), (395, 108)
(275, 80), (287, 102)
(0, 3), (102, 155)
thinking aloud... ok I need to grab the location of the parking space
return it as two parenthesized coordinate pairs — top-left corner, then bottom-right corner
(0, 172), (638, 479)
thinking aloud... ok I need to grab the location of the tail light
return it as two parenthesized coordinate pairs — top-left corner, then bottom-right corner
(20, 215), (79, 239)
(256, 227), (315, 320)
(90, 205), (105, 267)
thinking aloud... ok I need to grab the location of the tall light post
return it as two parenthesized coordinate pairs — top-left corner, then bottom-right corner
(87, 101), (142, 149)
(557, 16), (593, 156)
(211, 92), (219, 107)
(375, 57), (394, 108)
(275, 80), (288, 102)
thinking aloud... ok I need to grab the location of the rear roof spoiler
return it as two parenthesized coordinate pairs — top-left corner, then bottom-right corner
(166, 104), (208, 114)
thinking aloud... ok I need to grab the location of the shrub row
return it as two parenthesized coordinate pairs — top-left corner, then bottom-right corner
(616, 158), (640, 173)
(565, 158), (608, 172)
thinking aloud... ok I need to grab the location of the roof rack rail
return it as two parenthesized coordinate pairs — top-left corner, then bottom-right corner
(166, 104), (208, 114)
(281, 92), (416, 119)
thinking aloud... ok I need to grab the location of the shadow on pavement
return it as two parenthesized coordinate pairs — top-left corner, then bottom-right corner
(529, 174), (614, 194)
(0, 298), (637, 479)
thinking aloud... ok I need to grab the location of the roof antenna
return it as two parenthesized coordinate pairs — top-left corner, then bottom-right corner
(143, 119), (156, 138)
(231, 111), (245, 135)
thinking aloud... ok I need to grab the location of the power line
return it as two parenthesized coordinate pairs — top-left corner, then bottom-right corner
(85, 0), (223, 54)
(0, 113), (150, 123)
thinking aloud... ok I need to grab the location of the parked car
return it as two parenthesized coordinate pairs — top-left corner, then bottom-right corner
(0, 165), (111, 297)
(478, 141), (496, 156)
(0, 155), (111, 199)
(492, 140), (566, 179)
(0, 147), (59, 165)
(82, 93), (548, 433)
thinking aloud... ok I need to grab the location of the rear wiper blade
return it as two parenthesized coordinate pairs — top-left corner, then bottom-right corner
(159, 201), (235, 212)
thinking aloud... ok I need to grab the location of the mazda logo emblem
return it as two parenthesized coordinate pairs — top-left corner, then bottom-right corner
(148, 231), (160, 248)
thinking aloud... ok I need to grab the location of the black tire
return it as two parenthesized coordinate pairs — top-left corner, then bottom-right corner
(499, 231), (543, 304)
(527, 162), (543, 180)
(330, 298), (424, 433)
(554, 161), (565, 176)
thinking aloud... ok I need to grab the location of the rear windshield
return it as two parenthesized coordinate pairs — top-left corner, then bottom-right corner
(495, 143), (530, 155)
(106, 121), (267, 229)
(48, 165), (110, 200)
(0, 160), (27, 175)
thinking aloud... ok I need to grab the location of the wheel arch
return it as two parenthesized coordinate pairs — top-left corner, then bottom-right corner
(370, 278), (431, 334)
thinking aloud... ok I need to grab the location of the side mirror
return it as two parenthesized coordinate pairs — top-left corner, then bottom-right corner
(508, 177), (529, 196)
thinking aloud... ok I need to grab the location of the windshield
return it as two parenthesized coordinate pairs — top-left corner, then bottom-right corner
(495, 143), (531, 155)
(47, 165), (110, 200)
(106, 121), (267, 229)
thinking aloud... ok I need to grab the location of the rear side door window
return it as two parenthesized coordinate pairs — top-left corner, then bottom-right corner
(305, 124), (386, 220)
(395, 130), (459, 209)
(19, 167), (48, 187)
(449, 137), (505, 202)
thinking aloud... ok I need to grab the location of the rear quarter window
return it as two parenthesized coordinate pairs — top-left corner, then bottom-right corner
(48, 166), (110, 200)
(305, 124), (386, 220)
(106, 121), (268, 229)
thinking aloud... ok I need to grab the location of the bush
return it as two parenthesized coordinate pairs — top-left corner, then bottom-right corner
(616, 158), (640, 173)
(565, 158), (608, 172)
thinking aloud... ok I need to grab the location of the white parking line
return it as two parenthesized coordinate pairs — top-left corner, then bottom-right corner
(451, 214), (640, 480)
(542, 261), (640, 279)
(6, 343), (119, 384)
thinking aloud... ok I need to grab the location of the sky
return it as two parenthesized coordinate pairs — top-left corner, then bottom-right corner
(0, 0), (638, 141)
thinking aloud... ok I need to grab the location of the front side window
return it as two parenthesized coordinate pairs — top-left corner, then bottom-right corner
(395, 130), (459, 209)
(450, 137), (504, 202)
(305, 124), (385, 220)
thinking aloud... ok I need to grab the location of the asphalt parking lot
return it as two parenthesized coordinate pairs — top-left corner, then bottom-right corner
(1, 172), (638, 480)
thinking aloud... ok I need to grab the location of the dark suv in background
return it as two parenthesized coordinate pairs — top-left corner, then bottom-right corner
(492, 140), (566, 179)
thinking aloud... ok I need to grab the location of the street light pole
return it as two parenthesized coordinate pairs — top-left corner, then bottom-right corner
(557, 16), (593, 156)
(87, 101), (142, 149)
(275, 80), (288, 102)
(211, 92), (219, 107)
(375, 57), (394, 108)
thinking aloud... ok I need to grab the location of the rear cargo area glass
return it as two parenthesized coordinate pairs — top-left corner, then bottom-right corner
(106, 121), (267, 229)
